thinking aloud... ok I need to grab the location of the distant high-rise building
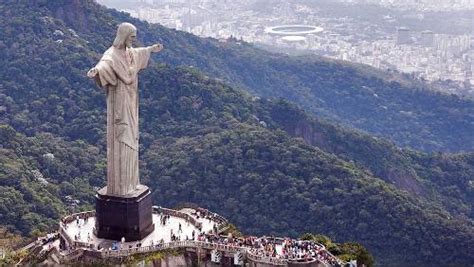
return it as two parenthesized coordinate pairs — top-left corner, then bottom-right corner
(396, 27), (411, 45)
(420, 30), (434, 47)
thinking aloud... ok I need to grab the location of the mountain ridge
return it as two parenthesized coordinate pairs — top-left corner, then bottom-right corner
(55, 0), (474, 152)
(30, 0), (474, 152)
(0, 1), (472, 266)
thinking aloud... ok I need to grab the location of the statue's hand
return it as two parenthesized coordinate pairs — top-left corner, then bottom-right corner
(150, 43), (164, 53)
(87, 67), (98, 78)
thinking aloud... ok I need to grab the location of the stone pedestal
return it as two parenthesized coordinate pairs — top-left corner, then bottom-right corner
(95, 185), (154, 241)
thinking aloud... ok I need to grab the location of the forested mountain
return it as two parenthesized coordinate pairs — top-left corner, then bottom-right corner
(267, 101), (474, 220)
(0, 1), (473, 266)
(33, 0), (474, 153)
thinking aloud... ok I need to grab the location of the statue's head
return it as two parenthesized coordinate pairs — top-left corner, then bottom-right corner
(113, 22), (137, 48)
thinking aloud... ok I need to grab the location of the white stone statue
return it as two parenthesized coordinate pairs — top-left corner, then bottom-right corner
(87, 22), (163, 196)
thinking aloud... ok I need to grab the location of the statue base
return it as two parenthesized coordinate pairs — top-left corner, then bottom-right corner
(95, 185), (154, 241)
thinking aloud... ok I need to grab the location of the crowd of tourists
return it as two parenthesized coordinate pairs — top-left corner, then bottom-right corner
(189, 207), (226, 226)
(279, 239), (341, 265)
(58, 210), (342, 265)
(159, 214), (171, 226)
(193, 233), (340, 265)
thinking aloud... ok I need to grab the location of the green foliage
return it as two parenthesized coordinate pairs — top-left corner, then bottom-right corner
(0, 227), (27, 266)
(29, 0), (474, 153)
(300, 233), (333, 248)
(264, 100), (474, 221)
(0, 1), (472, 267)
(221, 223), (243, 238)
(333, 242), (374, 267)
(300, 234), (374, 267)
(0, 126), (102, 236)
(4, 0), (471, 152)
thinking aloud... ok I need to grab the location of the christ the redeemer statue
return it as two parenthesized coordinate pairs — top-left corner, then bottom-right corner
(87, 22), (163, 196)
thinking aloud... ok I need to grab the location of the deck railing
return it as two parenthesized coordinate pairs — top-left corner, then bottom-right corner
(152, 206), (202, 229)
(55, 210), (344, 266)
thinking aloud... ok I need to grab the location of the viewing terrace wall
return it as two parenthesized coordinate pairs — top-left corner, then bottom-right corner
(51, 208), (344, 266)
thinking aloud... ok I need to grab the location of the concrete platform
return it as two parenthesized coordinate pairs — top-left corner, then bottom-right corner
(61, 208), (218, 250)
(52, 207), (343, 266)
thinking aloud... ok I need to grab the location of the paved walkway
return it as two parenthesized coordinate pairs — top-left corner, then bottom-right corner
(63, 210), (217, 250)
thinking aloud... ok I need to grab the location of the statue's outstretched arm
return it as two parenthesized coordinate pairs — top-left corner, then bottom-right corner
(87, 60), (122, 87)
(87, 67), (98, 78)
(149, 43), (164, 53)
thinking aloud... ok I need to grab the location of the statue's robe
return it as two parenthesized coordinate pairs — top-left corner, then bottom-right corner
(93, 46), (152, 196)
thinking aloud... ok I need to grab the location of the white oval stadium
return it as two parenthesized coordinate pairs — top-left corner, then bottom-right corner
(264, 25), (324, 36)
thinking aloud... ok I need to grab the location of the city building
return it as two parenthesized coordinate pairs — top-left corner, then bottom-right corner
(396, 27), (411, 45)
